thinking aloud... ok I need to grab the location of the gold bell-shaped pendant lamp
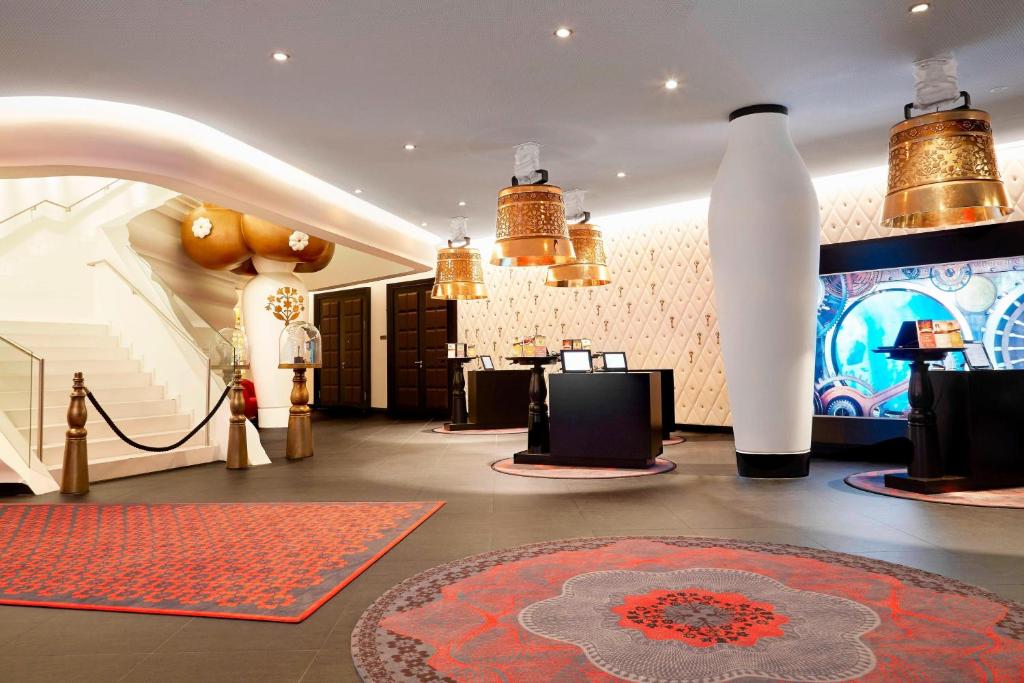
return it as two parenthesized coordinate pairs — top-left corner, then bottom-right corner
(491, 142), (575, 267)
(431, 217), (488, 300)
(882, 56), (1011, 228)
(546, 190), (611, 287)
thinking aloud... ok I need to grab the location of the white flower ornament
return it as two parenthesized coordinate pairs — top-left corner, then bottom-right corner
(289, 230), (310, 252)
(191, 217), (213, 239)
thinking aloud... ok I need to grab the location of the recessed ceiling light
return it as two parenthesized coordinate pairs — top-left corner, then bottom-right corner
(354, 188), (363, 194)
(908, 3), (930, 13)
(271, 51), (290, 62)
(990, 85), (1009, 93)
(554, 27), (573, 39)
(421, 222), (428, 227)
(664, 78), (679, 91)
(404, 143), (416, 151)
(458, 200), (467, 207)
(616, 171), (627, 178)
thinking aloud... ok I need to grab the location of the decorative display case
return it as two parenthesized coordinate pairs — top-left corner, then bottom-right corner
(278, 321), (322, 369)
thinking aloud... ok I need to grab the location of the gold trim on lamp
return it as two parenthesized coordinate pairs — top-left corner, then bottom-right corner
(432, 238), (488, 300)
(882, 92), (1011, 228)
(546, 218), (611, 287)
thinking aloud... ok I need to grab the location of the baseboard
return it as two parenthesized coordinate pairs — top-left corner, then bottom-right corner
(676, 423), (733, 434)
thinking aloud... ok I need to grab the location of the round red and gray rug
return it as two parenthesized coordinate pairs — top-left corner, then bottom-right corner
(491, 458), (676, 479)
(431, 426), (528, 435)
(352, 536), (1024, 681)
(846, 469), (1024, 509)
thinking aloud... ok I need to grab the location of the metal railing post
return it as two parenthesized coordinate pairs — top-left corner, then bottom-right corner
(36, 358), (44, 463)
(61, 372), (89, 495)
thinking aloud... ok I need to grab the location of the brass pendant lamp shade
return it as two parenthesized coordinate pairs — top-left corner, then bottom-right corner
(431, 237), (488, 300)
(882, 92), (1011, 228)
(492, 170), (575, 267)
(546, 213), (611, 287)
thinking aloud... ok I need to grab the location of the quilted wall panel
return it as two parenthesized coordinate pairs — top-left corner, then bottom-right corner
(458, 144), (1024, 426)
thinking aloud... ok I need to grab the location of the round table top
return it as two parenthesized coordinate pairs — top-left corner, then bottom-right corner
(505, 355), (560, 365)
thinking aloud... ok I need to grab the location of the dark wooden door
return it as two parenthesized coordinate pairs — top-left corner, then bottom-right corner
(387, 279), (457, 418)
(314, 288), (370, 409)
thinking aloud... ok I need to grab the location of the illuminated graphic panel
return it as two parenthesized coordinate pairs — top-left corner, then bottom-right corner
(815, 256), (1024, 418)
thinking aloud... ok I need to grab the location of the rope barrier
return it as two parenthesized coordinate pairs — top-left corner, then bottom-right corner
(86, 384), (232, 453)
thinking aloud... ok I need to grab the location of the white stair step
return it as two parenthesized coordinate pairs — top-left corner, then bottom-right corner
(25, 347), (130, 361)
(0, 322), (109, 336)
(48, 445), (219, 483)
(2, 333), (120, 350)
(0, 385), (165, 411)
(60, 372), (152, 390)
(32, 413), (189, 445)
(6, 399), (177, 428)
(0, 358), (142, 376)
(42, 428), (207, 465)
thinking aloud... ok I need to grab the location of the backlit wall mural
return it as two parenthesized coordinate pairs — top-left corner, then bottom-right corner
(815, 256), (1024, 418)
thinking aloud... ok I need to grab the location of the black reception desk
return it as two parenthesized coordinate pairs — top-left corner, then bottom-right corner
(520, 371), (662, 468)
(452, 369), (531, 430)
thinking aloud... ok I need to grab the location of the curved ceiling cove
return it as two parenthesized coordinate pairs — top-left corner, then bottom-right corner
(0, 96), (438, 270)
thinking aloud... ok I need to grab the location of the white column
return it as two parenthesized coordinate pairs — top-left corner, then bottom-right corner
(708, 105), (820, 477)
(241, 256), (308, 428)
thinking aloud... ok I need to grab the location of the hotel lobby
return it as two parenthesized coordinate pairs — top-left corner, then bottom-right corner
(1, 2), (1023, 681)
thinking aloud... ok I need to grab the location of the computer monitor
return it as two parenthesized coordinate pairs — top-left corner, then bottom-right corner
(479, 355), (494, 370)
(560, 349), (593, 373)
(962, 342), (993, 369)
(602, 351), (628, 372)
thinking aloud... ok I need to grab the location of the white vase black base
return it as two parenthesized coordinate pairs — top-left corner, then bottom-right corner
(735, 451), (810, 478)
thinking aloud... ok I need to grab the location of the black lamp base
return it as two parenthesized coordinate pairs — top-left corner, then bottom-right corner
(736, 451), (810, 478)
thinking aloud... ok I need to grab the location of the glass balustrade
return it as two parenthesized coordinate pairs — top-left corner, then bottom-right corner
(0, 336), (44, 467)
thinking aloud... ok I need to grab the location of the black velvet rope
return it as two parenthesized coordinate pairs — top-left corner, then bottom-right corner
(85, 384), (232, 453)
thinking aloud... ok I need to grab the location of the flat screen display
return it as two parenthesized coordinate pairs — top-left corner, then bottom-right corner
(479, 355), (494, 370)
(816, 255), (1024, 418)
(561, 349), (593, 373)
(963, 342), (992, 369)
(602, 352), (627, 371)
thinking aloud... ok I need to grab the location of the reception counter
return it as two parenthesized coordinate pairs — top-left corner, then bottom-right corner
(454, 369), (531, 430)
(514, 371), (662, 468)
(931, 369), (1024, 488)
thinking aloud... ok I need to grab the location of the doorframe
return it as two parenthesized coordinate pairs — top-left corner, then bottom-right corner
(386, 278), (458, 418)
(313, 287), (372, 410)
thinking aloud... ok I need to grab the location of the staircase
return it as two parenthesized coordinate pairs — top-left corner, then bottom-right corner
(0, 321), (218, 482)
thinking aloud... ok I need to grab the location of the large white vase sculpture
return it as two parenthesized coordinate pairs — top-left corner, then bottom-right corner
(241, 256), (309, 428)
(708, 105), (820, 477)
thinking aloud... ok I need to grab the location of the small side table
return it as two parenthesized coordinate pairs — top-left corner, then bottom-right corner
(445, 356), (475, 429)
(506, 355), (560, 460)
(873, 346), (966, 493)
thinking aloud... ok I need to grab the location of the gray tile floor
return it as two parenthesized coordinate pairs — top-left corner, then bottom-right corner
(1, 415), (1022, 682)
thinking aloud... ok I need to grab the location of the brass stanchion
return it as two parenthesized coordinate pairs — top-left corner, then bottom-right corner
(286, 367), (313, 460)
(61, 372), (89, 495)
(225, 368), (249, 469)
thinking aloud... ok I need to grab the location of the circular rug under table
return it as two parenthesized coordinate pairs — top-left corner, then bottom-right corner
(663, 436), (686, 446)
(846, 468), (1024, 508)
(352, 536), (1024, 682)
(491, 457), (675, 479)
(431, 426), (528, 435)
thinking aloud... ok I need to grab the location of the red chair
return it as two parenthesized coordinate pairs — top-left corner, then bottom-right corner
(240, 379), (258, 421)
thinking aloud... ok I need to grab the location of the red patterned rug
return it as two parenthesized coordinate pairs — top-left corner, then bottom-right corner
(352, 536), (1024, 681)
(846, 469), (1024, 508)
(431, 425), (528, 435)
(0, 502), (443, 622)
(491, 458), (676, 479)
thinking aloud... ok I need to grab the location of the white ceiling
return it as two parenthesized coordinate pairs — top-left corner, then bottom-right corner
(3, 1), (1024, 240)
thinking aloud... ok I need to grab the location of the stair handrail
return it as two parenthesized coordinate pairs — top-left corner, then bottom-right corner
(0, 179), (121, 226)
(85, 259), (211, 359)
(0, 334), (45, 466)
(86, 259), (217, 444)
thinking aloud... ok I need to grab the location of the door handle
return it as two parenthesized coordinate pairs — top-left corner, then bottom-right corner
(413, 360), (424, 367)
